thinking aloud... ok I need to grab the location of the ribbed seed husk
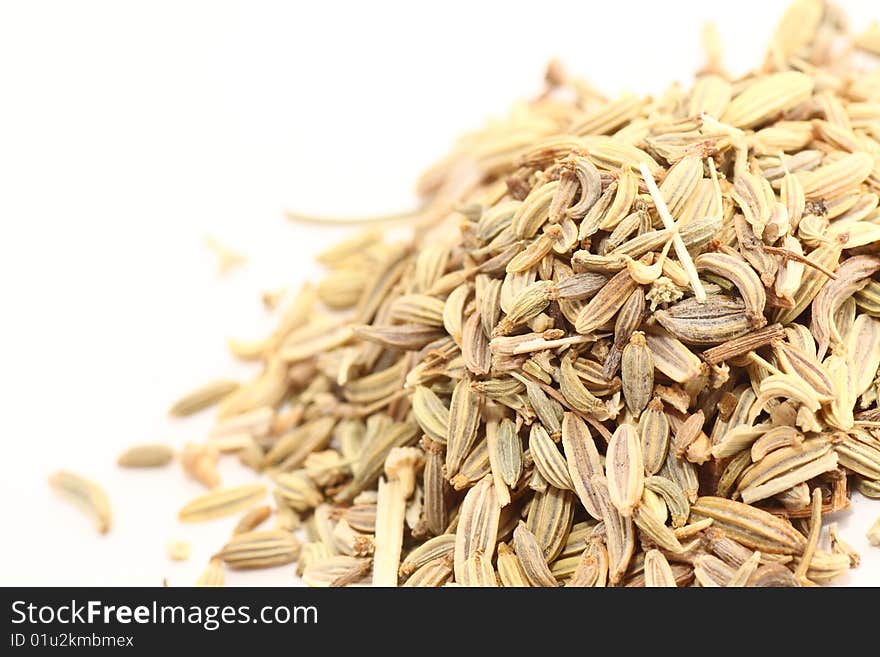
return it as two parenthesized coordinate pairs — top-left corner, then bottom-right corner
(526, 486), (574, 562)
(529, 423), (574, 490)
(605, 423), (644, 517)
(689, 497), (807, 554)
(621, 331), (654, 416)
(216, 530), (300, 570)
(643, 549), (678, 587)
(639, 399), (670, 475)
(453, 476), (500, 582)
(513, 522), (558, 587)
(178, 484), (267, 523)
(561, 412), (604, 521)
(445, 377), (483, 477)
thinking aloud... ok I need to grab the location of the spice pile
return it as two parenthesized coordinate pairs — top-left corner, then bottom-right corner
(53, 0), (880, 586)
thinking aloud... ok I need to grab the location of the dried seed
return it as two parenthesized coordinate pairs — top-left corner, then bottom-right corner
(422, 440), (448, 535)
(169, 379), (239, 417)
(574, 270), (638, 335)
(496, 543), (532, 587)
(621, 331), (653, 416)
(399, 534), (456, 578)
(639, 163), (707, 301)
(526, 486), (574, 562)
(591, 476), (636, 585)
(605, 423), (644, 517)
(196, 559), (225, 587)
(302, 555), (371, 587)
(49, 471), (112, 534)
(179, 484), (267, 523)
(402, 555), (454, 587)
(693, 554), (735, 587)
(558, 355), (606, 416)
(216, 530), (300, 570)
(690, 497), (807, 554)
(412, 386), (450, 444)
(234, 505), (272, 534)
(453, 476), (500, 582)
(639, 399), (670, 475)
(117, 444), (174, 468)
(644, 330), (702, 383)
(274, 471), (323, 511)
(812, 256), (880, 359)
(513, 522), (558, 587)
(445, 377), (483, 477)
(494, 418), (523, 488)
(736, 437), (833, 494)
(561, 413), (604, 520)
(740, 450), (838, 505)
(868, 518), (880, 547)
(633, 502), (683, 553)
(694, 252), (766, 328)
(529, 423), (573, 490)
(643, 549), (677, 587)
(794, 488), (823, 582)
(144, 5), (880, 589)
(654, 295), (753, 345)
(746, 563), (800, 587)
(644, 476), (689, 528)
(167, 539), (191, 562)
(721, 72), (814, 129)
(800, 153), (875, 200)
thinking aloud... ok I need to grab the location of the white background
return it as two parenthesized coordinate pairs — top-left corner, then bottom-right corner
(0, 0), (878, 586)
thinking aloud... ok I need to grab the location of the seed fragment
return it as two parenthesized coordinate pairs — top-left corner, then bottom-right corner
(167, 539), (191, 562)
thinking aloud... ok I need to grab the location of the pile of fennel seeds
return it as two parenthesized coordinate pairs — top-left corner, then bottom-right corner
(54, 0), (880, 586)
